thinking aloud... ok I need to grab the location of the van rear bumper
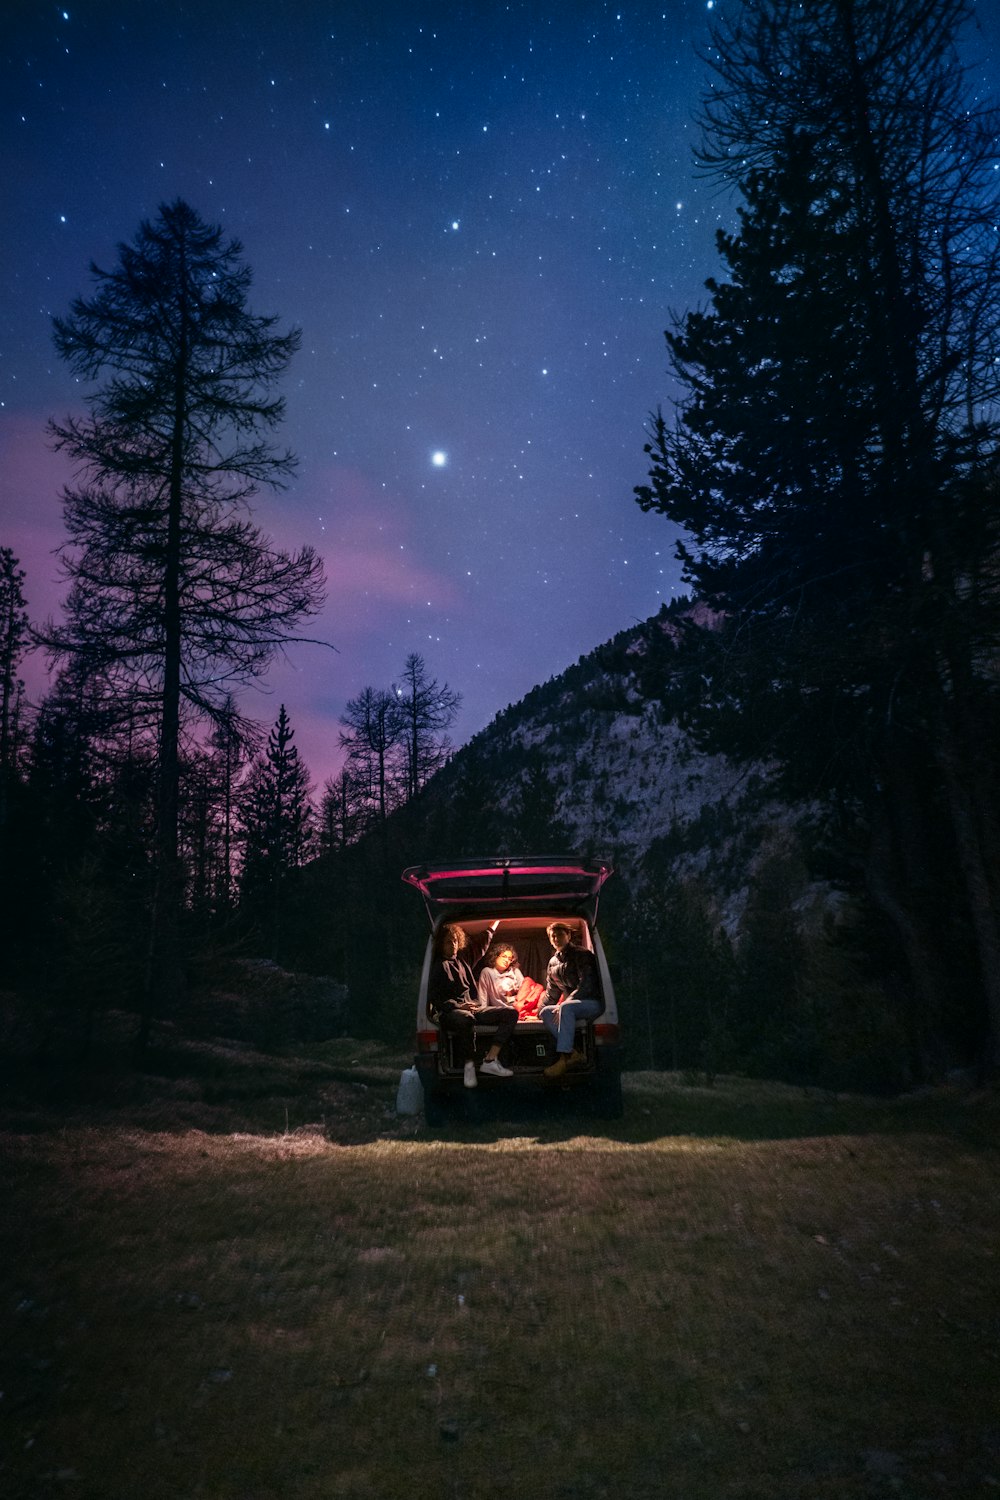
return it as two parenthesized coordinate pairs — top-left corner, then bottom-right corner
(415, 1026), (620, 1087)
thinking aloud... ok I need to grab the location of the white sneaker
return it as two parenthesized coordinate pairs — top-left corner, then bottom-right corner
(480, 1058), (513, 1078)
(463, 1061), (478, 1088)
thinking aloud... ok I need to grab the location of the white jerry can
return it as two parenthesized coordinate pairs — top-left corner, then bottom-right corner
(395, 1065), (423, 1115)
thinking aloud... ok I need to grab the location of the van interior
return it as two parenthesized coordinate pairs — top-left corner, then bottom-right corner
(457, 915), (596, 994)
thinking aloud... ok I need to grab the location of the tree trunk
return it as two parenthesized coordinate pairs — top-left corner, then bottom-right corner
(138, 300), (188, 1056)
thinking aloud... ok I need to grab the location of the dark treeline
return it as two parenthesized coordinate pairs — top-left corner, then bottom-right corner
(1, 586), (462, 1058)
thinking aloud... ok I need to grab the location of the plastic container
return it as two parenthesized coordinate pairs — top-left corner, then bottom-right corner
(395, 1065), (423, 1115)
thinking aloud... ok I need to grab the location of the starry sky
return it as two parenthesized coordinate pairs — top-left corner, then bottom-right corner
(3, 0), (999, 789)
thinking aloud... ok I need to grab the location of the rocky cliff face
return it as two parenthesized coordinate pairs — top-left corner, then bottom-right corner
(429, 601), (822, 931)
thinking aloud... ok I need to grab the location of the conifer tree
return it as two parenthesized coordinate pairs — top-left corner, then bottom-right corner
(392, 653), (461, 801)
(636, 0), (1000, 1066)
(510, 762), (570, 853)
(208, 694), (259, 912)
(318, 768), (364, 853)
(338, 686), (403, 825)
(47, 202), (325, 1042)
(0, 548), (30, 827)
(238, 705), (313, 960)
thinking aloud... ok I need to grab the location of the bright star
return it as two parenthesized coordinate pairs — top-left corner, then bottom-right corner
(432, 450), (448, 467)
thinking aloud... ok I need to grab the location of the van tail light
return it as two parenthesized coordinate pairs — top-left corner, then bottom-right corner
(416, 1030), (439, 1054)
(593, 1023), (619, 1046)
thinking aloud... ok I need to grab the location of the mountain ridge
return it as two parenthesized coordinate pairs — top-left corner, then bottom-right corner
(425, 596), (818, 933)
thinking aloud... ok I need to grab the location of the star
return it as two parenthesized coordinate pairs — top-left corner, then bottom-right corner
(431, 451), (448, 467)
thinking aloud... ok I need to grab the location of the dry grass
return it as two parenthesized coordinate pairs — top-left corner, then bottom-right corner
(1, 1046), (998, 1499)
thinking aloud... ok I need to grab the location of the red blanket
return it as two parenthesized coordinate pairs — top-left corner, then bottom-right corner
(514, 977), (545, 1019)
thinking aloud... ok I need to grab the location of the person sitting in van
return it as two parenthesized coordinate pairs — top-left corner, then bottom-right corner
(429, 922), (517, 1088)
(477, 940), (525, 1003)
(539, 921), (603, 1080)
(478, 941), (545, 1020)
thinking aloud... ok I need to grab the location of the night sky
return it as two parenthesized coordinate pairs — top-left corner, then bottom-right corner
(3, 0), (999, 788)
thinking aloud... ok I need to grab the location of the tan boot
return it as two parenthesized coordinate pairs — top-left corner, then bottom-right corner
(565, 1049), (587, 1071)
(543, 1056), (568, 1080)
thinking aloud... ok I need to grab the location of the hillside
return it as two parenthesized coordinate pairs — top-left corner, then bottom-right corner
(427, 598), (814, 929)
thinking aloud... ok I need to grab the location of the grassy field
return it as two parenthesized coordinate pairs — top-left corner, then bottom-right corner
(1, 1034), (998, 1500)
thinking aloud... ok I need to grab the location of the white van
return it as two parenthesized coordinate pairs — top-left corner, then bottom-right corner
(401, 856), (622, 1122)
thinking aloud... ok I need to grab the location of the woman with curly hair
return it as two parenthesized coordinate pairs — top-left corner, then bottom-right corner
(477, 940), (525, 1005)
(428, 922), (517, 1088)
(479, 940), (545, 1019)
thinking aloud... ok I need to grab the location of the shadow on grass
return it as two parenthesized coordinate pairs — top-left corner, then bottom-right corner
(2, 1039), (997, 1152)
(416, 1071), (1000, 1149)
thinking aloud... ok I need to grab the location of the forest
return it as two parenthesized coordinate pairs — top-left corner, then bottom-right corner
(2, 0), (999, 1093)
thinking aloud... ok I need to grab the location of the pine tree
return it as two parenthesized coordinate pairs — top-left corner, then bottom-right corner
(0, 548), (30, 828)
(510, 761), (570, 853)
(238, 705), (314, 960)
(635, 0), (1000, 1068)
(392, 653), (461, 801)
(46, 202), (326, 1043)
(338, 686), (403, 825)
(317, 768), (364, 853)
(208, 694), (259, 913)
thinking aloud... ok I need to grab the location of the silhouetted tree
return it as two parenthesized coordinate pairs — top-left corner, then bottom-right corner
(179, 747), (225, 926)
(510, 761), (570, 853)
(339, 686), (403, 825)
(239, 705), (314, 960)
(626, 871), (736, 1076)
(636, 0), (1000, 1068)
(0, 548), (30, 829)
(438, 742), (504, 855)
(318, 768), (365, 853)
(46, 201), (325, 1046)
(393, 652), (460, 801)
(208, 693), (259, 912)
(731, 848), (808, 1073)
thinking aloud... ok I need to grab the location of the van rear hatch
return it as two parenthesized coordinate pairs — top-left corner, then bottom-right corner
(401, 856), (613, 925)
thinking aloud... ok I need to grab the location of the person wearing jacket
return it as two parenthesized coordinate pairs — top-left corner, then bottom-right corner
(539, 921), (602, 1080)
(428, 922), (517, 1088)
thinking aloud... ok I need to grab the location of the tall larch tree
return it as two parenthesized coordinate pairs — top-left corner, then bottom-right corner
(47, 201), (326, 1043)
(338, 686), (403, 826)
(393, 652), (461, 801)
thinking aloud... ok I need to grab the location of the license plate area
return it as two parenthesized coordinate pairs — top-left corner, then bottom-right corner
(437, 1023), (593, 1075)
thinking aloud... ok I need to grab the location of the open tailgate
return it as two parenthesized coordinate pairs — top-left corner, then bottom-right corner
(401, 855), (614, 926)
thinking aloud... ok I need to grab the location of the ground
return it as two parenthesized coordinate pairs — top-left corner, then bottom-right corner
(1, 1027), (998, 1499)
